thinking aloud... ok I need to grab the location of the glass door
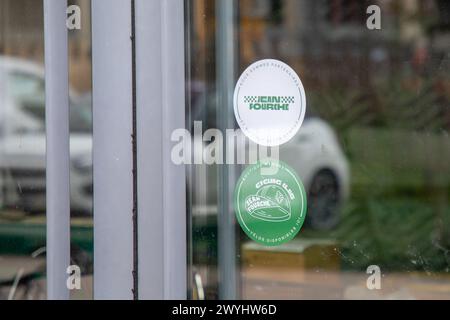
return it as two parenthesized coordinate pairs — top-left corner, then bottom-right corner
(185, 0), (450, 300)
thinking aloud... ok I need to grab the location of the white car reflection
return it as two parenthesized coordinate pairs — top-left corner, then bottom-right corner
(0, 57), (92, 214)
(281, 117), (350, 229)
(190, 92), (350, 230)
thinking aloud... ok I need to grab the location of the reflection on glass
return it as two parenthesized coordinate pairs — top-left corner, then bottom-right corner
(0, 0), (93, 300)
(186, 0), (450, 300)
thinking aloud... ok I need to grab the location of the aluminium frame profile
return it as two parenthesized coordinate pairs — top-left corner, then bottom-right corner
(44, 0), (71, 301)
(135, 0), (187, 300)
(92, 0), (187, 299)
(92, 0), (134, 299)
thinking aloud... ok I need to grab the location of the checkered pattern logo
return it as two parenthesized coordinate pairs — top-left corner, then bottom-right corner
(244, 96), (295, 104)
(244, 96), (258, 103)
(281, 96), (295, 104)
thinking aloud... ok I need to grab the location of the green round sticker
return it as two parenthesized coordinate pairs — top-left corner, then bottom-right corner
(234, 160), (307, 246)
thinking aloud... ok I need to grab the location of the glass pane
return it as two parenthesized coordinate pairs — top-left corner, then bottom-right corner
(68, 0), (92, 300)
(0, 0), (93, 300)
(186, 0), (450, 300)
(0, 0), (47, 300)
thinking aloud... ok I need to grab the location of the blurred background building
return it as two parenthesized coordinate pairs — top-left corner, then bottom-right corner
(0, 0), (91, 93)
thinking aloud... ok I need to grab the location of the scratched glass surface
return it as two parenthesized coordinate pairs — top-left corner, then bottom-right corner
(186, 0), (450, 300)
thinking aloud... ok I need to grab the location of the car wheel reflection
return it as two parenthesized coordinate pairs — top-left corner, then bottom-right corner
(307, 170), (341, 231)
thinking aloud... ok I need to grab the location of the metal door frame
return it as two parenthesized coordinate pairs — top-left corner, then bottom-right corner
(92, 0), (186, 300)
(135, 0), (186, 300)
(45, 0), (186, 300)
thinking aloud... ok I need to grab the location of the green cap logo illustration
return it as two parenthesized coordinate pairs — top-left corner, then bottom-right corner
(234, 160), (307, 246)
(245, 185), (291, 222)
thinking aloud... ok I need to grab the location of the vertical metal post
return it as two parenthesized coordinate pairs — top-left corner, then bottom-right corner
(44, 0), (70, 300)
(92, 0), (134, 299)
(161, 0), (187, 299)
(136, 0), (187, 300)
(135, 0), (164, 299)
(216, 0), (239, 300)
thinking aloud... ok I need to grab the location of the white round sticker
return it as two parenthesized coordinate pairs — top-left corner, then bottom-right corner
(233, 59), (306, 147)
